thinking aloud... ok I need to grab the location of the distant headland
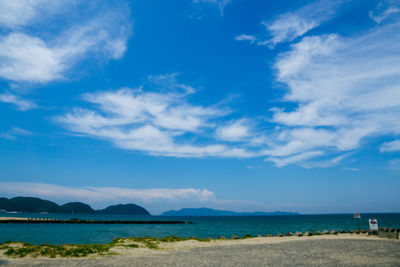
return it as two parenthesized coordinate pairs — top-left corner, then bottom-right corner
(0, 197), (300, 216)
(0, 197), (150, 215)
(161, 207), (299, 216)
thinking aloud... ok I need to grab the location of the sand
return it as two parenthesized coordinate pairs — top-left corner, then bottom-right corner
(1, 234), (399, 266)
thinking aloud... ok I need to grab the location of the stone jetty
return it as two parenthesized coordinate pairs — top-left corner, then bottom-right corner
(0, 217), (190, 224)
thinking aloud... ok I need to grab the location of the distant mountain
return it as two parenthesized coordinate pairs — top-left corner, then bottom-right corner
(2, 197), (65, 213)
(0, 196), (150, 215)
(161, 207), (299, 216)
(97, 204), (150, 215)
(61, 202), (96, 214)
(0, 197), (16, 211)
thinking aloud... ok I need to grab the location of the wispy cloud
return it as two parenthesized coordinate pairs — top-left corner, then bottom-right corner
(0, 0), (65, 29)
(0, 92), (37, 111)
(369, 0), (400, 24)
(236, 0), (343, 47)
(0, 127), (33, 140)
(234, 34), (257, 44)
(0, 16), (130, 84)
(266, 151), (324, 168)
(264, 21), (400, 165)
(56, 75), (260, 158)
(216, 119), (251, 142)
(0, 132), (15, 140)
(300, 153), (352, 169)
(193, 0), (232, 16)
(147, 73), (195, 94)
(380, 140), (400, 153)
(264, 0), (343, 46)
(0, 1), (130, 84)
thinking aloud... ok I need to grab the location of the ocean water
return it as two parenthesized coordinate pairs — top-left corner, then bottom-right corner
(0, 213), (399, 245)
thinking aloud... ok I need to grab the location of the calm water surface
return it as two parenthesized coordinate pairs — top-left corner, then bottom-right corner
(0, 213), (399, 245)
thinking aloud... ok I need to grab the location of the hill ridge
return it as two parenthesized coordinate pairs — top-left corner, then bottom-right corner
(0, 196), (151, 215)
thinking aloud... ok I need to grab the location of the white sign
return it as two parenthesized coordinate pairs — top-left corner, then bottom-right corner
(369, 219), (378, 231)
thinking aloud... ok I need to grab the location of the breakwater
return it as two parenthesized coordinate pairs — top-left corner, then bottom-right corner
(1, 213), (399, 245)
(0, 217), (191, 224)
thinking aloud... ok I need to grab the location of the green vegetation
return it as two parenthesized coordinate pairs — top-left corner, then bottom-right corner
(61, 202), (96, 214)
(0, 196), (150, 215)
(113, 235), (212, 249)
(96, 203), (150, 215)
(0, 236), (215, 258)
(0, 242), (113, 258)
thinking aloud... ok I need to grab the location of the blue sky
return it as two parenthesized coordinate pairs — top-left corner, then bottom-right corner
(0, 0), (399, 214)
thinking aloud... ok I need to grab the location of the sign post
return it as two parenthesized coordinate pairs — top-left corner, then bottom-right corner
(353, 213), (361, 231)
(368, 219), (378, 235)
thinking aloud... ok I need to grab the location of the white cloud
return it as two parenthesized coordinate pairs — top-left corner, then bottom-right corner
(0, 127), (33, 140)
(263, 128), (336, 157)
(56, 77), (260, 158)
(0, 0), (59, 29)
(264, 21), (400, 165)
(266, 151), (324, 168)
(380, 140), (400, 152)
(193, 0), (232, 16)
(0, 92), (37, 111)
(0, 1), (130, 84)
(0, 182), (215, 208)
(300, 153), (351, 169)
(0, 0), (38, 28)
(266, 0), (343, 46)
(0, 182), (287, 213)
(216, 119), (251, 142)
(369, 1), (400, 24)
(0, 33), (64, 83)
(0, 132), (15, 140)
(274, 34), (339, 81)
(237, 0), (343, 47)
(147, 73), (195, 94)
(261, 14), (316, 47)
(10, 127), (33, 136)
(235, 34), (257, 44)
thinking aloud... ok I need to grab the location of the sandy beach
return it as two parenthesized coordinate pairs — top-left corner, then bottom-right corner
(1, 234), (399, 266)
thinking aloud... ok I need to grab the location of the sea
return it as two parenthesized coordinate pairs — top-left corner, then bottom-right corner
(0, 213), (399, 245)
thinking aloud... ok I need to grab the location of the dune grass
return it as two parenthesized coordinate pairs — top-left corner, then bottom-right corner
(0, 235), (216, 258)
(0, 242), (113, 258)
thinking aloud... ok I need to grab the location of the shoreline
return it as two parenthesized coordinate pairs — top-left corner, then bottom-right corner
(0, 233), (398, 258)
(1, 234), (400, 266)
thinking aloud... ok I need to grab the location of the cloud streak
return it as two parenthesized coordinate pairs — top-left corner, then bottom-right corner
(56, 75), (261, 158)
(264, 21), (400, 165)
(369, 0), (400, 24)
(0, 7), (130, 84)
(0, 92), (37, 111)
(193, 0), (232, 16)
(381, 140), (400, 153)
(236, 0), (343, 47)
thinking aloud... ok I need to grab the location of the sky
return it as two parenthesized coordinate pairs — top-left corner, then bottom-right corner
(0, 0), (399, 215)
